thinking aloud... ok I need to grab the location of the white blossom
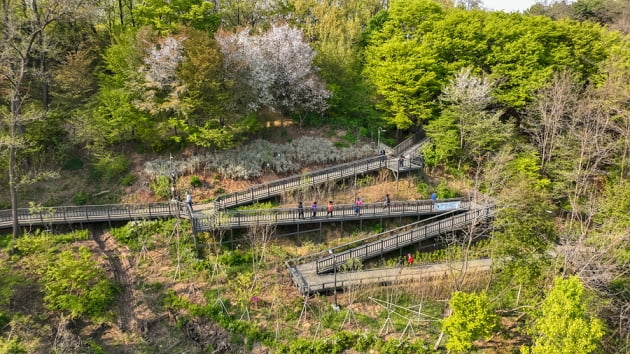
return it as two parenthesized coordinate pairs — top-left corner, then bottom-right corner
(142, 36), (186, 90)
(216, 24), (331, 115)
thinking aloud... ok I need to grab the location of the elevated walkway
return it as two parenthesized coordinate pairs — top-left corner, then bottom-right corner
(286, 206), (494, 294)
(0, 202), (188, 229)
(288, 258), (492, 295)
(213, 133), (426, 210)
(0, 133), (426, 232)
(192, 198), (469, 231)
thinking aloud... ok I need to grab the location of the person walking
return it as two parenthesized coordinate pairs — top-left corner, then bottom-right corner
(297, 201), (305, 219)
(186, 191), (193, 211)
(431, 192), (437, 202)
(355, 198), (363, 216)
(327, 201), (334, 217)
(383, 194), (391, 212)
(407, 253), (414, 266)
(311, 201), (318, 218)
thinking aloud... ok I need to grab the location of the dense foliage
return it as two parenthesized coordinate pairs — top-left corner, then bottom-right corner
(1, 0), (630, 352)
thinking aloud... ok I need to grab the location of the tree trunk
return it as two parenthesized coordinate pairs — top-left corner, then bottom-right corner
(118, 0), (124, 26)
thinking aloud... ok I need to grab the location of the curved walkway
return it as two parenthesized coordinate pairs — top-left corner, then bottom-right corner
(192, 199), (468, 231)
(0, 133), (426, 232)
(285, 206), (494, 294)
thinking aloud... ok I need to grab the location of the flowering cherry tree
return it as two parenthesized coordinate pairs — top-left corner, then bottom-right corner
(143, 36), (186, 90)
(216, 24), (331, 125)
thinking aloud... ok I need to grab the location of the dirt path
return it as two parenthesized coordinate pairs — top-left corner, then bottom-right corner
(91, 227), (136, 332)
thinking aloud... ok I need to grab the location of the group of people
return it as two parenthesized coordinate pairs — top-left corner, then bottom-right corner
(297, 193), (393, 219)
(296, 200), (335, 219)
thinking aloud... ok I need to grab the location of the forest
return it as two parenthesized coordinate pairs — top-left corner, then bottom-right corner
(1, 0), (629, 352)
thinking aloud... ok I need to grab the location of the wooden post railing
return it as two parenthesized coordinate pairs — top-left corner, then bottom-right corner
(0, 202), (187, 229)
(315, 206), (494, 274)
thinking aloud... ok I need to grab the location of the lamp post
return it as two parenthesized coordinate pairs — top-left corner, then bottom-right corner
(329, 249), (339, 310)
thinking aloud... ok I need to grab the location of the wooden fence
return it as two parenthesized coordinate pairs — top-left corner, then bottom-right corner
(315, 206), (494, 274)
(193, 198), (469, 231)
(0, 202), (189, 229)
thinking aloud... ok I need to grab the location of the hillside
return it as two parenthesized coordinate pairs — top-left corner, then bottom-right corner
(1, 0), (629, 352)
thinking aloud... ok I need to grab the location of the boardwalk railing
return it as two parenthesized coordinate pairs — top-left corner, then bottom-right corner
(0, 202), (187, 229)
(214, 136), (427, 210)
(284, 201), (469, 268)
(193, 198), (469, 231)
(299, 258), (493, 295)
(315, 206), (494, 274)
(392, 132), (425, 157)
(214, 155), (393, 210)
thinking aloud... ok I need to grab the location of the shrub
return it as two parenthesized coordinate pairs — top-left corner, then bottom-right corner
(150, 176), (171, 200)
(218, 250), (253, 268)
(89, 153), (129, 182)
(62, 157), (83, 171)
(120, 174), (137, 186)
(190, 175), (202, 188)
(110, 220), (166, 251)
(43, 246), (116, 322)
(416, 181), (430, 196)
(73, 191), (88, 205)
(144, 137), (378, 180)
(436, 180), (458, 199)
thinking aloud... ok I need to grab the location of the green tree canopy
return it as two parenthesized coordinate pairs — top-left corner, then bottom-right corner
(526, 276), (604, 354)
(442, 291), (498, 352)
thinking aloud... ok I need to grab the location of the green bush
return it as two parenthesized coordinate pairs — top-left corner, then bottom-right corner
(150, 176), (171, 200)
(218, 250), (253, 267)
(110, 220), (167, 251)
(89, 154), (129, 182)
(416, 182), (430, 196)
(436, 180), (458, 199)
(43, 246), (116, 322)
(62, 157), (83, 171)
(73, 191), (88, 205)
(190, 175), (202, 188)
(342, 131), (357, 145)
(120, 174), (137, 186)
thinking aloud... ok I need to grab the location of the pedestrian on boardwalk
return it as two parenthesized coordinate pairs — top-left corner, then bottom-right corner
(431, 192), (437, 202)
(398, 156), (404, 167)
(186, 191), (193, 211)
(383, 194), (391, 211)
(407, 253), (414, 266)
(355, 198), (363, 216)
(311, 201), (318, 218)
(298, 201), (305, 219)
(327, 201), (334, 217)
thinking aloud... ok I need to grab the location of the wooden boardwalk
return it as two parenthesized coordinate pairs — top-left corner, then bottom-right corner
(213, 133), (426, 210)
(286, 206), (494, 294)
(0, 202), (188, 229)
(0, 133), (426, 232)
(288, 258), (492, 295)
(192, 198), (469, 231)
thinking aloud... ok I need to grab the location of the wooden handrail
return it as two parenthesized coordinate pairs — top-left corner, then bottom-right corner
(214, 135), (427, 210)
(198, 198), (469, 231)
(315, 206), (494, 274)
(0, 202), (186, 229)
